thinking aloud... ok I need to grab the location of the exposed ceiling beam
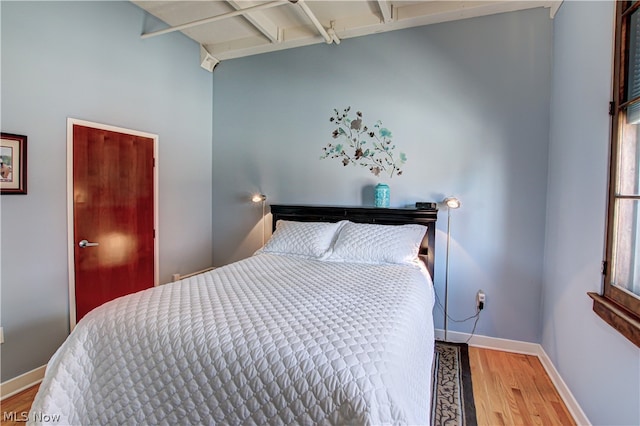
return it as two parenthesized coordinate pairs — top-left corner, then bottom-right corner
(296, 0), (333, 44)
(377, 0), (392, 23)
(205, 1), (556, 61)
(226, 0), (281, 43)
(327, 27), (341, 45)
(141, 0), (289, 40)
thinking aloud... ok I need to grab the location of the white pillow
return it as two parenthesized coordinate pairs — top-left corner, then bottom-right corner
(258, 220), (346, 259)
(329, 221), (427, 264)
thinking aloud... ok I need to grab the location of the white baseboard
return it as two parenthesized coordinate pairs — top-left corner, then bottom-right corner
(535, 348), (591, 426)
(435, 328), (591, 426)
(0, 365), (46, 400)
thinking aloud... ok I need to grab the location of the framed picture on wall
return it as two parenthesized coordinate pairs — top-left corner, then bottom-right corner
(0, 133), (27, 194)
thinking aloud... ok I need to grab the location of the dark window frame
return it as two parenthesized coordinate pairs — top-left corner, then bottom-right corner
(589, 0), (640, 348)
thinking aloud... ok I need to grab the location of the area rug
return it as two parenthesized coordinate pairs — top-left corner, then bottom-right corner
(431, 341), (478, 426)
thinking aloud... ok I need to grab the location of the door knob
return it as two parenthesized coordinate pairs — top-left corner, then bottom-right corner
(78, 239), (99, 248)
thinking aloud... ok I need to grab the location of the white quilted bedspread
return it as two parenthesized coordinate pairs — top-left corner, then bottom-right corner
(29, 254), (435, 425)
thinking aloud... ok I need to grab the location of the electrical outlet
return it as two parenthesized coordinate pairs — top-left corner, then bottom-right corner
(0, 327), (4, 344)
(476, 290), (486, 311)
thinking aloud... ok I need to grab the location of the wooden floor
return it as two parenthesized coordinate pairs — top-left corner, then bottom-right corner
(1, 347), (575, 425)
(1, 384), (39, 426)
(469, 347), (576, 426)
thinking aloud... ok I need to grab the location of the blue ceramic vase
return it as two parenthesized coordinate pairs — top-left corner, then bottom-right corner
(374, 183), (390, 207)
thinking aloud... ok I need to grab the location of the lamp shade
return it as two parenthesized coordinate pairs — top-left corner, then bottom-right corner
(443, 197), (461, 209)
(252, 194), (267, 203)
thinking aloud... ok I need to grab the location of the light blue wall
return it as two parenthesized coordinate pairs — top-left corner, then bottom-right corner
(544, 2), (640, 425)
(6, 3), (634, 423)
(0, 1), (213, 381)
(212, 8), (553, 343)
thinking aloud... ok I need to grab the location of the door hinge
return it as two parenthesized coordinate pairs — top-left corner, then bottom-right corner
(153, 229), (156, 239)
(609, 101), (615, 116)
(601, 260), (607, 275)
(153, 158), (156, 168)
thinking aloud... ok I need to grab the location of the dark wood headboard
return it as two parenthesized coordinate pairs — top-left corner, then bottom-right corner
(269, 204), (438, 279)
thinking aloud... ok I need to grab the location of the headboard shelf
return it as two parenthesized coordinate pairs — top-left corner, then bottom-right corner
(269, 204), (438, 279)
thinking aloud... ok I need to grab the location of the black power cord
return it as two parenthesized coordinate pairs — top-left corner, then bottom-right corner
(434, 288), (483, 343)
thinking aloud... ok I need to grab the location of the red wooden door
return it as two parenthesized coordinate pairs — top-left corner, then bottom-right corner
(72, 124), (155, 322)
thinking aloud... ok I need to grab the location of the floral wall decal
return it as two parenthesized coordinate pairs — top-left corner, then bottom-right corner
(321, 107), (406, 178)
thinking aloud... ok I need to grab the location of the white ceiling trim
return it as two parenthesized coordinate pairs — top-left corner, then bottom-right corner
(549, 1), (562, 19)
(135, 0), (563, 71)
(226, 0), (282, 43)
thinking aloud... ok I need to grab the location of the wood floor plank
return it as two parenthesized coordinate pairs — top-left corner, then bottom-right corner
(469, 347), (576, 426)
(1, 384), (40, 426)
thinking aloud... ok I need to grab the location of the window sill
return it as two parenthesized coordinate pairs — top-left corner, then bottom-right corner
(588, 292), (640, 348)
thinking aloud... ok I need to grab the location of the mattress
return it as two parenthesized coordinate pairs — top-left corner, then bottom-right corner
(29, 253), (435, 425)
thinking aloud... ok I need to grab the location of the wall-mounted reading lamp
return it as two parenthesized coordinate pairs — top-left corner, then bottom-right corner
(252, 194), (267, 246)
(442, 196), (461, 341)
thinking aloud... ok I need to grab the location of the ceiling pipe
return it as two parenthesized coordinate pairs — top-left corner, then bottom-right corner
(296, 0), (333, 44)
(141, 0), (289, 39)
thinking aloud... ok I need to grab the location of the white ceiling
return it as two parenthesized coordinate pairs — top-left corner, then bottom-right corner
(134, 0), (561, 71)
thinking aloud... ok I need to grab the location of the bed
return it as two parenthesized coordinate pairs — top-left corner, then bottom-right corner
(29, 205), (438, 425)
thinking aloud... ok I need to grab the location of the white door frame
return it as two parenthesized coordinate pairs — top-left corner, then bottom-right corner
(66, 118), (159, 331)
